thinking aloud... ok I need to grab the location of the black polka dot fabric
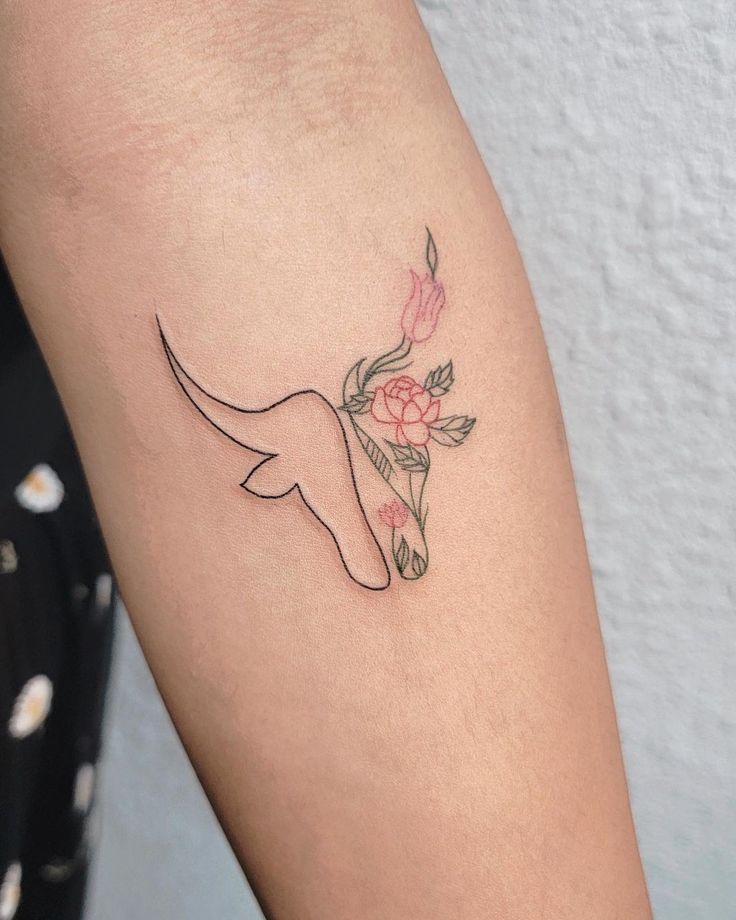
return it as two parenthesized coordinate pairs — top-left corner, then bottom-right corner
(1, 260), (116, 920)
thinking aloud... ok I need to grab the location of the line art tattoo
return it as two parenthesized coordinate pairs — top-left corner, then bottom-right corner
(157, 319), (390, 590)
(339, 228), (475, 580)
(157, 228), (475, 589)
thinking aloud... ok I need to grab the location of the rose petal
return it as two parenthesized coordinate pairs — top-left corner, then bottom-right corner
(401, 421), (430, 446)
(413, 389), (431, 413)
(386, 395), (405, 419)
(395, 425), (408, 446)
(424, 399), (440, 423)
(371, 389), (395, 424)
(402, 400), (423, 423)
(395, 382), (414, 402)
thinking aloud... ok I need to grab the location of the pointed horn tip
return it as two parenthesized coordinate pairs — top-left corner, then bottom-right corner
(156, 320), (180, 369)
(155, 314), (169, 345)
(155, 314), (178, 358)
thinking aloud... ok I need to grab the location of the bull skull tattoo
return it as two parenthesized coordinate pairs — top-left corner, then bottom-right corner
(157, 229), (475, 589)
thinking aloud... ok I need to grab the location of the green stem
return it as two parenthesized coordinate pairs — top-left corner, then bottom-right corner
(342, 341), (435, 580)
(391, 523), (429, 582)
(349, 416), (409, 509)
(361, 337), (411, 391)
(416, 448), (430, 532)
(408, 473), (418, 518)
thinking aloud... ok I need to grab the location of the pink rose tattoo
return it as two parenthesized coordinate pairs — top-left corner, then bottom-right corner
(378, 499), (410, 530)
(340, 227), (476, 582)
(371, 375), (441, 447)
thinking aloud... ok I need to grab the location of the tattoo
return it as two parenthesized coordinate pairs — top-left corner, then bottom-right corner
(339, 228), (475, 581)
(157, 228), (475, 589)
(157, 321), (390, 591)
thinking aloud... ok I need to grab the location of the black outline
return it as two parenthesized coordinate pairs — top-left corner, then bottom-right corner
(425, 225), (438, 280)
(156, 316), (390, 591)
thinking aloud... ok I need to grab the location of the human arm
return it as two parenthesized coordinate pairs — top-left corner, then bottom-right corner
(0, 2), (651, 917)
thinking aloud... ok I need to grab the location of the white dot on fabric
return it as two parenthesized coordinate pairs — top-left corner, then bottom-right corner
(8, 675), (54, 739)
(0, 862), (21, 920)
(71, 583), (90, 603)
(73, 763), (96, 814)
(39, 860), (75, 884)
(0, 541), (18, 575)
(94, 573), (113, 612)
(14, 464), (65, 513)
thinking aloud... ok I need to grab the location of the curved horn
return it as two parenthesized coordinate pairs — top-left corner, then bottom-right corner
(157, 316), (390, 591)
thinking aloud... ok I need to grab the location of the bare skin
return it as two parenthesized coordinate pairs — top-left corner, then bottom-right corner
(0, 2), (651, 918)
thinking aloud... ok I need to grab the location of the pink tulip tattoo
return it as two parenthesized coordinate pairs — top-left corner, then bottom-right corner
(371, 376), (441, 447)
(340, 227), (476, 581)
(401, 272), (446, 343)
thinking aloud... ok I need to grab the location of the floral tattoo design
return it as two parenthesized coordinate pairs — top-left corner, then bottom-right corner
(339, 228), (475, 581)
(157, 228), (475, 590)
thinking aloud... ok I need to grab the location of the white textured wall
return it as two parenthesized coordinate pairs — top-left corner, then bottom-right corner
(88, 3), (735, 918)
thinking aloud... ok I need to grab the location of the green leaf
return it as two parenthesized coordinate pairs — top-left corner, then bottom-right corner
(425, 226), (438, 279)
(423, 360), (454, 397)
(395, 536), (410, 573)
(342, 358), (365, 405)
(353, 424), (394, 482)
(411, 551), (427, 577)
(386, 441), (429, 472)
(429, 415), (476, 447)
(339, 392), (372, 414)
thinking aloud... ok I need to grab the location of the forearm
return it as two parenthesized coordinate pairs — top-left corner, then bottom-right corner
(0, 3), (650, 918)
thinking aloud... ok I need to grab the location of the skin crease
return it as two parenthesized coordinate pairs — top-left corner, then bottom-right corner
(0, 2), (652, 918)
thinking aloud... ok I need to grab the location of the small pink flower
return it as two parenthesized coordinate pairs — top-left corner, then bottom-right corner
(378, 499), (409, 529)
(401, 270), (446, 343)
(371, 375), (441, 447)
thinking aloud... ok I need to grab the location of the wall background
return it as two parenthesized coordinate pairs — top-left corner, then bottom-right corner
(87, 2), (735, 918)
